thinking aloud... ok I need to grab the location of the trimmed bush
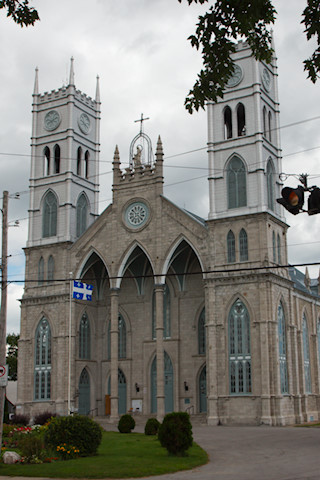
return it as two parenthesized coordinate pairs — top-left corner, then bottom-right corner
(34, 411), (56, 425)
(144, 417), (160, 436)
(158, 412), (193, 456)
(118, 414), (135, 433)
(44, 415), (102, 456)
(10, 414), (30, 425)
(18, 432), (44, 462)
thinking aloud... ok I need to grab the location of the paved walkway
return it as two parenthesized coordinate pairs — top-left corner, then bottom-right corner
(2, 424), (320, 480)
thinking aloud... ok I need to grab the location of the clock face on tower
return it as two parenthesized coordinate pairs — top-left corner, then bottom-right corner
(124, 201), (149, 229)
(44, 110), (61, 131)
(78, 113), (91, 134)
(226, 64), (243, 88)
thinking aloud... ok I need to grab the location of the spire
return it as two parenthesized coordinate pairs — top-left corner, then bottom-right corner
(69, 57), (75, 86)
(95, 75), (100, 103)
(33, 67), (39, 95)
(155, 135), (164, 162)
(113, 145), (120, 167)
(304, 267), (311, 290)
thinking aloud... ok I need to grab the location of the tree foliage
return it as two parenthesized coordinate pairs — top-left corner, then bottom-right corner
(0, 0), (39, 27)
(178, 0), (320, 113)
(6, 333), (19, 381)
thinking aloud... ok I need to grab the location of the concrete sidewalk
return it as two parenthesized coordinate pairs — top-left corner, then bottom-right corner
(2, 424), (320, 480)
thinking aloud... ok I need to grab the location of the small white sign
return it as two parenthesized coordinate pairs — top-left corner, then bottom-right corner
(0, 365), (8, 387)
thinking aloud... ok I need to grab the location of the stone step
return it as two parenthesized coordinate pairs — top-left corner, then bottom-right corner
(94, 412), (207, 430)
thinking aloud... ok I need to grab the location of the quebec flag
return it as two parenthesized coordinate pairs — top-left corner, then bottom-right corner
(72, 281), (93, 301)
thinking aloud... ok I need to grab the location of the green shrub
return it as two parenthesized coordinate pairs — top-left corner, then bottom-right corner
(34, 411), (56, 425)
(44, 415), (102, 456)
(118, 414), (135, 433)
(158, 412), (193, 456)
(144, 417), (160, 435)
(18, 432), (44, 461)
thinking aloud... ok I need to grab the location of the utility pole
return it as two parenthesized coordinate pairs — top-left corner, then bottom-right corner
(0, 191), (8, 449)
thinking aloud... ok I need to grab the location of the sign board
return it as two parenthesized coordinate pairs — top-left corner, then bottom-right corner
(0, 365), (8, 387)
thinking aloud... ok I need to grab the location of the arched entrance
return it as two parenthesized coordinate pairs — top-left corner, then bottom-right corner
(108, 368), (127, 415)
(151, 352), (174, 413)
(199, 365), (207, 413)
(78, 368), (90, 415)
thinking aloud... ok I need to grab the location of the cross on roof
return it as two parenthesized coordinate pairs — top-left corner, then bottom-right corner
(134, 113), (150, 134)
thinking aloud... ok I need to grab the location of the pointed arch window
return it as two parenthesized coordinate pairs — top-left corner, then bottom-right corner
(229, 299), (251, 394)
(227, 230), (236, 263)
(85, 150), (89, 179)
(152, 284), (171, 339)
(263, 106), (267, 137)
(44, 147), (50, 176)
(302, 314), (312, 393)
(118, 314), (126, 359)
(107, 315), (126, 360)
(267, 160), (275, 211)
(224, 106), (233, 139)
(278, 303), (288, 394)
(239, 228), (248, 261)
(34, 318), (51, 400)
(277, 233), (281, 264)
(268, 111), (272, 142)
(76, 194), (88, 237)
(77, 147), (82, 176)
(79, 312), (90, 359)
(54, 144), (60, 174)
(272, 231), (276, 262)
(42, 191), (57, 238)
(237, 103), (246, 136)
(38, 257), (44, 285)
(227, 156), (247, 209)
(198, 308), (206, 355)
(47, 255), (54, 282)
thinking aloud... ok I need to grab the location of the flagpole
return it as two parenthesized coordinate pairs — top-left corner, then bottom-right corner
(68, 272), (72, 415)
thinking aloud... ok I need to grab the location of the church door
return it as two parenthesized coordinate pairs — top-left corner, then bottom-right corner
(118, 369), (127, 414)
(78, 368), (90, 415)
(199, 365), (207, 413)
(108, 369), (127, 414)
(150, 352), (174, 413)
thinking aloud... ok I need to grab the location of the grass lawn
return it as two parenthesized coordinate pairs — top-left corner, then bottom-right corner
(0, 431), (208, 478)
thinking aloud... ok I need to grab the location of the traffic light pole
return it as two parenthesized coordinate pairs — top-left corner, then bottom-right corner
(0, 191), (8, 451)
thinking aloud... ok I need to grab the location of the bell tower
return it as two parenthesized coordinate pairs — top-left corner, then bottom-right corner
(207, 39), (284, 222)
(27, 58), (100, 247)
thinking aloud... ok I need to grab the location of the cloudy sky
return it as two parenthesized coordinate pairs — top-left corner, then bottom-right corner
(1, 0), (320, 333)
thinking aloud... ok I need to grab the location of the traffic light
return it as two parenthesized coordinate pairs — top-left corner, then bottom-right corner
(276, 186), (305, 215)
(308, 187), (320, 215)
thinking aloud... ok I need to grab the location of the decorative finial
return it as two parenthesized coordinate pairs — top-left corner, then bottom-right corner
(113, 145), (120, 165)
(304, 267), (311, 290)
(156, 135), (164, 162)
(69, 57), (75, 86)
(95, 75), (100, 103)
(33, 67), (39, 95)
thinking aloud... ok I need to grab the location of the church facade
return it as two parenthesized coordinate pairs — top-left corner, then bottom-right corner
(17, 42), (320, 425)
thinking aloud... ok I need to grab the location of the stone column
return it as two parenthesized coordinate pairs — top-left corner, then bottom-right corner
(205, 280), (219, 425)
(110, 288), (119, 422)
(155, 284), (165, 421)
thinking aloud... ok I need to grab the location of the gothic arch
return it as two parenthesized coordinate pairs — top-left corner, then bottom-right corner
(160, 236), (205, 286)
(75, 248), (110, 300)
(223, 105), (233, 139)
(116, 241), (155, 290)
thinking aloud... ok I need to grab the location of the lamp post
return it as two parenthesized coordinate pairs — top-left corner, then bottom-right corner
(0, 190), (8, 450)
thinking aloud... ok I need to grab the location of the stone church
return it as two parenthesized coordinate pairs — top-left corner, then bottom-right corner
(17, 42), (320, 425)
